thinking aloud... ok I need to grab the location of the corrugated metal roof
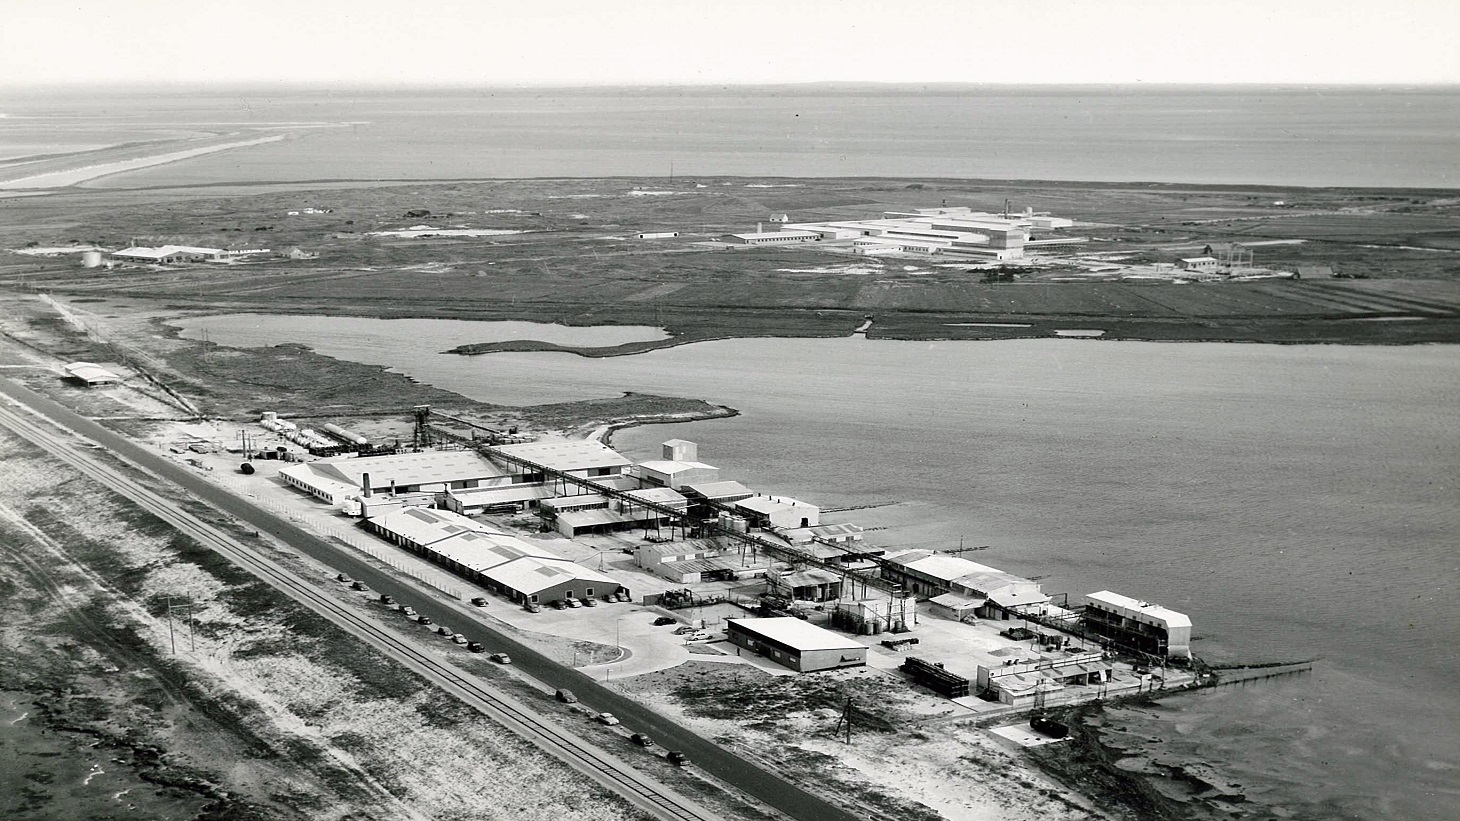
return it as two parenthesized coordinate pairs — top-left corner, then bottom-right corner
(483, 557), (619, 596)
(369, 506), (499, 546)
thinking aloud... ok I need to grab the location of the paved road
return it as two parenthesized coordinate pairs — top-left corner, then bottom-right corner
(0, 378), (862, 821)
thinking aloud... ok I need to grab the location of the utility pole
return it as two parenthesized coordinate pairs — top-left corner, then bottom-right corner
(833, 697), (854, 743)
(166, 597), (177, 654)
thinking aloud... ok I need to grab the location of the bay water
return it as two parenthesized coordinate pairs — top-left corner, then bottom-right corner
(173, 313), (1460, 820)
(3, 85), (1459, 188)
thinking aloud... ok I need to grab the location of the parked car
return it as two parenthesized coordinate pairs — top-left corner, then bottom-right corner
(351, 581), (368, 592)
(467, 641), (485, 653)
(470, 597), (488, 607)
(490, 653), (512, 664)
(452, 634), (467, 644)
(666, 751), (690, 766)
(566, 598), (582, 609)
(401, 606), (418, 618)
(653, 616), (677, 626)
(555, 689), (578, 703)
(435, 625), (452, 636)
(685, 631), (712, 642)
(379, 594), (396, 606)
(551, 600), (567, 611)
(630, 733), (656, 748)
(581, 597), (597, 608)
(614, 591), (630, 602)
(595, 712), (620, 726)
(523, 602), (541, 613)
(335, 573), (351, 583)
(417, 615), (433, 625)
(673, 626), (697, 635)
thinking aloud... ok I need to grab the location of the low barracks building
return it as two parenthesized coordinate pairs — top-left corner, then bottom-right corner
(726, 617), (867, 672)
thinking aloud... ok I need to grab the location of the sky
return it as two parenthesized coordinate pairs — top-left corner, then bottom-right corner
(4, 0), (1459, 87)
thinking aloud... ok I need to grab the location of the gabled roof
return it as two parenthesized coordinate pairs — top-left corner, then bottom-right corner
(482, 557), (619, 596)
(369, 506), (499, 546)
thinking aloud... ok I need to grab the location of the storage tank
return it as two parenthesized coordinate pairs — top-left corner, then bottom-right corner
(321, 422), (368, 445)
(81, 250), (103, 268)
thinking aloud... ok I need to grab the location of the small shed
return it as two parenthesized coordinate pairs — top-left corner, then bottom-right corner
(62, 362), (122, 386)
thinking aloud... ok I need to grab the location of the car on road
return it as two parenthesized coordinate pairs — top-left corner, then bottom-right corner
(581, 597), (597, 607)
(470, 596), (488, 607)
(566, 598), (582, 609)
(555, 689), (578, 703)
(489, 653), (512, 664)
(595, 712), (620, 726)
(667, 751), (689, 766)
(630, 733), (656, 748)
(523, 602), (541, 613)
(467, 641), (485, 653)
(653, 616), (677, 626)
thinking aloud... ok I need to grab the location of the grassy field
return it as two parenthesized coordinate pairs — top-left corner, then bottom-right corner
(2, 176), (1458, 351)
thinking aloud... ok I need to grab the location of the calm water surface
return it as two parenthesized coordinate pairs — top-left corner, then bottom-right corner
(176, 313), (1460, 820)
(5, 86), (1459, 188)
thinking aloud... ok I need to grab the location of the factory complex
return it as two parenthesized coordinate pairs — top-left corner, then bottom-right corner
(724, 206), (1078, 260)
(257, 406), (1195, 710)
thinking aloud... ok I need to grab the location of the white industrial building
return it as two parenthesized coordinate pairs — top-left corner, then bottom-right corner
(364, 507), (624, 606)
(733, 495), (820, 530)
(1083, 590), (1192, 658)
(726, 205), (1076, 261)
(279, 440), (634, 508)
(633, 440), (721, 490)
(62, 362), (121, 386)
(111, 245), (227, 264)
(881, 550), (1049, 619)
(726, 618), (868, 673)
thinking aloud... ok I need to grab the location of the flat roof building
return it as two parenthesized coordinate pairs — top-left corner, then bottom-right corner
(726, 617), (867, 672)
(62, 362), (121, 386)
(1083, 590), (1192, 658)
(111, 245), (225, 264)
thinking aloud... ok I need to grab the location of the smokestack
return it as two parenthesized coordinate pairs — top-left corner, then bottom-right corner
(389, 478), (397, 496)
(362, 472), (372, 498)
(757, 222), (763, 234)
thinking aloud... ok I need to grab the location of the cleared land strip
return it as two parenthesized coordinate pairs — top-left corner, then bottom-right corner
(0, 395), (721, 821)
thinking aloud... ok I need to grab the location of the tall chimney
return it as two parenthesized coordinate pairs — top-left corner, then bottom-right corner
(757, 222), (763, 234)
(389, 478), (397, 496)
(362, 472), (372, 498)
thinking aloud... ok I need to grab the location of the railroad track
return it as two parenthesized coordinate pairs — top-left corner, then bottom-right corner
(0, 397), (721, 821)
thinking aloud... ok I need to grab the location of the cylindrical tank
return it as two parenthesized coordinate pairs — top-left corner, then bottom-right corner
(321, 422), (369, 445)
(81, 250), (103, 268)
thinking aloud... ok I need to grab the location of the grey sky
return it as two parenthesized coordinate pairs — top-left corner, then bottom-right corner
(4, 0), (1459, 87)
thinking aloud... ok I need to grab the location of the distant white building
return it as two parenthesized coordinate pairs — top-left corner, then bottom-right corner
(1176, 256), (1222, 272)
(62, 362), (121, 386)
(111, 245), (225, 264)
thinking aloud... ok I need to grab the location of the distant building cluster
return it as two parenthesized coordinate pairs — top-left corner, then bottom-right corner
(724, 206), (1076, 260)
